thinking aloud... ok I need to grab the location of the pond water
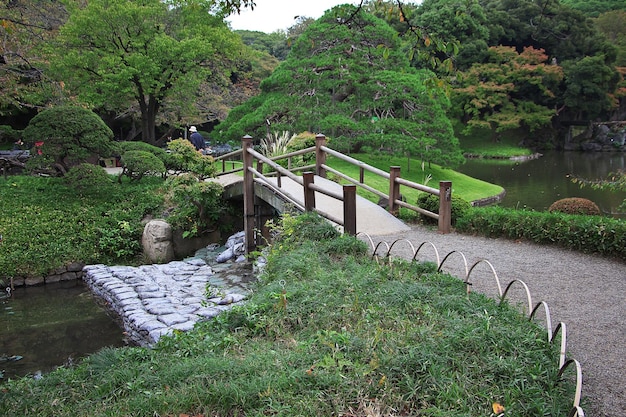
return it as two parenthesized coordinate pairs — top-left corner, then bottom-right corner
(0, 280), (125, 382)
(457, 151), (626, 217)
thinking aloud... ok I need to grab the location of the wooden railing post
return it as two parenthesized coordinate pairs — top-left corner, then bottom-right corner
(303, 172), (316, 212)
(343, 184), (357, 236)
(242, 135), (256, 253)
(438, 181), (452, 234)
(315, 134), (327, 178)
(388, 166), (401, 216)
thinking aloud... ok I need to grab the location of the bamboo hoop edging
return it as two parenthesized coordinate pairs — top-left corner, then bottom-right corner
(530, 301), (554, 342)
(413, 241), (441, 266)
(356, 232), (584, 415)
(387, 238), (417, 259)
(500, 279), (533, 316)
(558, 359), (583, 409)
(466, 259), (503, 297)
(568, 405), (585, 417)
(552, 322), (569, 369)
(438, 250), (469, 277)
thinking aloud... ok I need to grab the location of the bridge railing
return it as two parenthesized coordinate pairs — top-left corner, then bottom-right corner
(313, 134), (451, 234)
(216, 134), (452, 251)
(240, 135), (357, 253)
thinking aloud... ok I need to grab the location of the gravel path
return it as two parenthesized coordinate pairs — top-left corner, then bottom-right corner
(363, 225), (625, 417)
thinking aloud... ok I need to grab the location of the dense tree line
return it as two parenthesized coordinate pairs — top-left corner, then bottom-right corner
(1, 0), (625, 155)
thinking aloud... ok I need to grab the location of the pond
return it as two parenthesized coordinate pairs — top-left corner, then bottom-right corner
(1, 280), (125, 382)
(457, 151), (626, 218)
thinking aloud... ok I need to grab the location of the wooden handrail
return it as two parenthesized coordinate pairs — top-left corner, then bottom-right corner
(321, 145), (390, 178)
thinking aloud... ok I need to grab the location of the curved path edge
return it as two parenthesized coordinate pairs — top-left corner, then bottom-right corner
(361, 225), (625, 417)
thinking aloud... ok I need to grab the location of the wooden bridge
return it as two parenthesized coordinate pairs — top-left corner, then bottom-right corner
(214, 135), (452, 254)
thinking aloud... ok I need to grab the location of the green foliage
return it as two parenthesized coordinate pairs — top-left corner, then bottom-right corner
(561, 0), (625, 18)
(270, 212), (340, 247)
(166, 139), (216, 180)
(0, 175), (163, 278)
(456, 206), (626, 259)
(22, 106), (115, 174)
(0, 211), (575, 416)
(216, 4), (463, 168)
(452, 46), (563, 136)
(115, 141), (170, 162)
(410, 0), (490, 71)
(562, 55), (621, 120)
(0, 125), (21, 145)
(417, 193), (472, 225)
(549, 197), (601, 216)
(63, 162), (113, 196)
(162, 173), (225, 238)
(235, 29), (290, 60)
(594, 10), (626, 66)
(96, 219), (142, 260)
(119, 150), (166, 182)
(49, 0), (246, 143)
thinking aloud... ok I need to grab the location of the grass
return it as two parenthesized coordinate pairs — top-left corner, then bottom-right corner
(327, 153), (504, 204)
(0, 213), (575, 416)
(454, 124), (534, 158)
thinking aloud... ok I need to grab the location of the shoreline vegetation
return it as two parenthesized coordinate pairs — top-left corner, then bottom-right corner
(0, 213), (576, 416)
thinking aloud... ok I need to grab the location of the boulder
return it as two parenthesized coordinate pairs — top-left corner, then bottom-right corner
(142, 220), (175, 263)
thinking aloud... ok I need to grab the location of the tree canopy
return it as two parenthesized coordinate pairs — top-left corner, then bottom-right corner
(451, 46), (563, 136)
(216, 4), (464, 167)
(0, 0), (67, 114)
(47, 0), (248, 145)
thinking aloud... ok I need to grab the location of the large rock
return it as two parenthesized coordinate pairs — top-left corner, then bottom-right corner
(142, 220), (175, 263)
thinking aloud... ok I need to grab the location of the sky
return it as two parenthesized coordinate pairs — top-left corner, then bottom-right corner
(226, 0), (361, 33)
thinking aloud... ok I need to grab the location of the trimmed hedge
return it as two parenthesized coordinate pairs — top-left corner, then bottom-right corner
(456, 206), (626, 260)
(549, 197), (601, 215)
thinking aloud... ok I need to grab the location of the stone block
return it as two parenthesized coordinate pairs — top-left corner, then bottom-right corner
(25, 276), (44, 286)
(46, 274), (62, 283)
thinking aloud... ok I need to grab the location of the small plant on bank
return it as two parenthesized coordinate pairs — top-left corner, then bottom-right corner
(63, 163), (113, 196)
(118, 150), (166, 182)
(417, 192), (472, 225)
(549, 197), (601, 215)
(162, 173), (225, 238)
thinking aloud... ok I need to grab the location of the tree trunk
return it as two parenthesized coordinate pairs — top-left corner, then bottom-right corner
(138, 94), (160, 145)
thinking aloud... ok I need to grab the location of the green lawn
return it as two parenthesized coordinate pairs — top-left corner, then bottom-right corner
(327, 153), (503, 204)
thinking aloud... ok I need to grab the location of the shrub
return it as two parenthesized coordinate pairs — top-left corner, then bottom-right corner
(166, 139), (216, 179)
(0, 125), (21, 146)
(548, 197), (601, 215)
(162, 173), (225, 237)
(64, 163), (113, 196)
(115, 141), (171, 164)
(119, 150), (166, 181)
(21, 106), (116, 175)
(417, 193), (472, 225)
(456, 206), (626, 259)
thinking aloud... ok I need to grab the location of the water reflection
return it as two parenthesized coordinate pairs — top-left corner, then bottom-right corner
(1, 280), (125, 381)
(458, 151), (626, 217)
